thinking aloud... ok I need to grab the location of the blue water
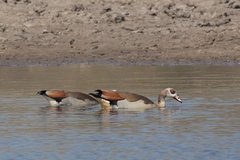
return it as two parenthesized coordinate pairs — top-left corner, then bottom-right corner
(0, 65), (240, 160)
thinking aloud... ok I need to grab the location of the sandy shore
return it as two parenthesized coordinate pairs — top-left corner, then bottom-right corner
(0, 0), (240, 66)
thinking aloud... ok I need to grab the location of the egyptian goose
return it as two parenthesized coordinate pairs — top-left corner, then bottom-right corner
(37, 90), (98, 107)
(89, 88), (182, 109)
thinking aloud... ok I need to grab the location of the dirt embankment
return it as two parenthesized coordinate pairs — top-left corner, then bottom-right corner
(0, 0), (240, 66)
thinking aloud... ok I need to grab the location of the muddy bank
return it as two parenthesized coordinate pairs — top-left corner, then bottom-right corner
(0, 0), (240, 66)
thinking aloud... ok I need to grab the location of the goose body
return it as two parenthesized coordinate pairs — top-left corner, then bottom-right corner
(90, 88), (182, 110)
(37, 90), (98, 107)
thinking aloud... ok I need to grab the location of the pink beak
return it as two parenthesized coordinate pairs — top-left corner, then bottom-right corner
(174, 96), (182, 103)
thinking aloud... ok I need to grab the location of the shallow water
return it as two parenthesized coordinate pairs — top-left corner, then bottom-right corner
(0, 64), (240, 159)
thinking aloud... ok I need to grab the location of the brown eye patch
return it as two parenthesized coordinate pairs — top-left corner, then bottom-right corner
(170, 89), (176, 94)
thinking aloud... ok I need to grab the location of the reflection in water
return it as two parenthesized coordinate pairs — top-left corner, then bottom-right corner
(0, 65), (240, 159)
(39, 105), (98, 115)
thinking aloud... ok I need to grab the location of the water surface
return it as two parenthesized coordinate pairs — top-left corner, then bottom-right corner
(0, 64), (240, 159)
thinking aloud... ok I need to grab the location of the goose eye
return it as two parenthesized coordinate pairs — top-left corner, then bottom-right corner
(170, 89), (176, 94)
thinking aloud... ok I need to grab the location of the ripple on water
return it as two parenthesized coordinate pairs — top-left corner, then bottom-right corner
(0, 65), (240, 159)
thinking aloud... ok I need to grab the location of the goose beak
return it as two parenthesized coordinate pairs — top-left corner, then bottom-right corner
(174, 95), (182, 103)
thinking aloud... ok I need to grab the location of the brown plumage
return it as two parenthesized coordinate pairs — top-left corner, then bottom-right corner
(37, 90), (98, 107)
(90, 88), (182, 110)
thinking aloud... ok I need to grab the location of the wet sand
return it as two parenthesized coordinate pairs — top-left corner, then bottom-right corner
(0, 0), (240, 66)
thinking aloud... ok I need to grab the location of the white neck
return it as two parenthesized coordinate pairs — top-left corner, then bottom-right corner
(157, 100), (165, 108)
(44, 96), (59, 106)
(157, 95), (166, 108)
